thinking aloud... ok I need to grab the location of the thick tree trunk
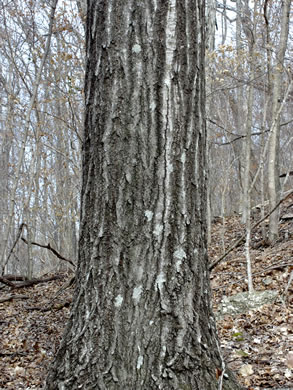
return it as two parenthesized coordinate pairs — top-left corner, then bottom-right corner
(46, 1), (242, 389)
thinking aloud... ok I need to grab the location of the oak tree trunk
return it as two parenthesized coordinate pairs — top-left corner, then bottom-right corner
(46, 1), (242, 389)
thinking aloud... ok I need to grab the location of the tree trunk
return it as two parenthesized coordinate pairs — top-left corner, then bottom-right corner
(268, 0), (291, 243)
(235, 0), (245, 216)
(45, 1), (242, 389)
(206, 0), (217, 244)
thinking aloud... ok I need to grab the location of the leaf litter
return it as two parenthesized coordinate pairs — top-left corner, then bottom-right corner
(0, 197), (292, 389)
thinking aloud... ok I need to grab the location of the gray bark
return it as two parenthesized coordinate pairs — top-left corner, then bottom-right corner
(76, 0), (87, 23)
(206, 0), (217, 244)
(268, 0), (291, 243)
(206, 0), (217, 51)
(236, 0), (245, 214)
(45, 1), (242, 389)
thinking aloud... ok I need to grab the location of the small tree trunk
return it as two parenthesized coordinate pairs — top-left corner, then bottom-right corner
(236, 0), (245, 215)
(206, 0), (217, 244)
(268, 0), (291, 243)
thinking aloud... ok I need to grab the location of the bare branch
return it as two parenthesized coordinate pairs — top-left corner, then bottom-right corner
(21, 238), (76, 269)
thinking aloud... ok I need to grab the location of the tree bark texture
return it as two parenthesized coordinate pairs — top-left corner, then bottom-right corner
(268, 0), (291, 243)
(46, 1), (242, 389)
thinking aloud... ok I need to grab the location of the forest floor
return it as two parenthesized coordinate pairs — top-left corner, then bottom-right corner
(0, 198), (292, 389)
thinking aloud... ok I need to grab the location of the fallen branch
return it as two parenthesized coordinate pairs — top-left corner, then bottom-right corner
(2, 274), (29, 281)
(0, 276), (16, 288)
(209, 190), (293, 271)
(0, 294), (29, 304)
(13, 275), (64, 288)
(0, 274), (63, 289)
(27, 298), (72, 312)
(21, 237), (76, 268)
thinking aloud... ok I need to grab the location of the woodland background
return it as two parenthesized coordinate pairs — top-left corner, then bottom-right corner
(1, 0), (292, 278)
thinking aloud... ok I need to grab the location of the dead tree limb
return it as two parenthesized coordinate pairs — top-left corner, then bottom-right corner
(21, 238), (76, 268)
(0, 276), (16, 288)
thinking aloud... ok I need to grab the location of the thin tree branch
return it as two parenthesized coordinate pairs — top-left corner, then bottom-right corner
(209, 190), (293, 271)
(21, 238), (76, 268)
(208, 117), (293, 146)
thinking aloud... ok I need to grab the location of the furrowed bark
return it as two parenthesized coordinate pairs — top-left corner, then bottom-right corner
(45, 2), (242, 389)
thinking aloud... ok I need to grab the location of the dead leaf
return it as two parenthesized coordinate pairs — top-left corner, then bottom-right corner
(286, 351), (293, 369)
(239, 364), (254, 377)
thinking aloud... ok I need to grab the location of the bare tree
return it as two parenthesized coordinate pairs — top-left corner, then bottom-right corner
(0, 0), (84, 276)
(0, 0), (59, 274)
